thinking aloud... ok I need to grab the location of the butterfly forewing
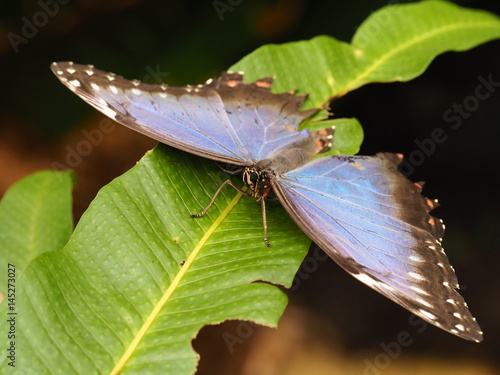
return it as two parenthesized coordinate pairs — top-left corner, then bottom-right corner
(273, 153), (482, 342)
(51, 62), (317, 166)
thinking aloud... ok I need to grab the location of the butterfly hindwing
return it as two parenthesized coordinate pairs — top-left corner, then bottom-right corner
(272, 153), (482, 342)
(51, 62), (317, 165)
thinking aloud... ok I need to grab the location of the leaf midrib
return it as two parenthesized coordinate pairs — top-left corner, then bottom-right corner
(109, 191), (243, 375)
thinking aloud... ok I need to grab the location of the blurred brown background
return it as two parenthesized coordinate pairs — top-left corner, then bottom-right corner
(1, 0), (499, 374)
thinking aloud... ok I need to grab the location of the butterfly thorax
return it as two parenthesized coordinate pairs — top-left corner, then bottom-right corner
(242, 167), (272, 201)
(244, 146), (312, 200)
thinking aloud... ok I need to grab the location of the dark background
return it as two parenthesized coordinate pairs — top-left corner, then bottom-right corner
(1, 0), (499, 374)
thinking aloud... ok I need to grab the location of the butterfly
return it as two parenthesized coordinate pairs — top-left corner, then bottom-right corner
(51, 61), (483, 342)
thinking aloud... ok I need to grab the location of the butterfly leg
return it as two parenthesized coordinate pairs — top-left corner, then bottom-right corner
(191, 178), (272, 247)
(190, 179), (250, 218)
(260, 198), (271, 248)
(217, 163), (244, 175)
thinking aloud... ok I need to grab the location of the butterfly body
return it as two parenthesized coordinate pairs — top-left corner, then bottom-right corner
(51, 62), (483, 342)
(246, 146), (313, 197)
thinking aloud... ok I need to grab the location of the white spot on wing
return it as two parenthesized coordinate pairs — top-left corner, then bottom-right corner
(416, 298), (432, 308)
(455, 324), (465, 331)
(419, 309), (437, 320)
(101, 106), (117, 119)
(69, 79), (81, 87)
(90, 83), (100, 91)
(131, 88), (141, 96)
(411, 286), (430, 296)
(409, 255), (423, 262)
(109, 85), (118, 94)
(353, 274), (395, 292)
(408, 272), (425, 281)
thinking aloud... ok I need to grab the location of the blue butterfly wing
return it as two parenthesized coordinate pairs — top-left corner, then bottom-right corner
(51, 62), (317, 165)
(273, 153), (483, 342)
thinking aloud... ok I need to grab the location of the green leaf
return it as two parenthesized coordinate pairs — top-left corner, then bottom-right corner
(0, 170), (74, 293)
(310, 118), (364, 156)
(349, 1), (500, 91)
(232, 1), (500, 105)
(0, 146), (310, 374)
(4, 2), (500, 374)
(230, 1), (500, 154)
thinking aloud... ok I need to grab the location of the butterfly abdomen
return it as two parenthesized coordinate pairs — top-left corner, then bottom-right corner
(261, 147), (311, 175)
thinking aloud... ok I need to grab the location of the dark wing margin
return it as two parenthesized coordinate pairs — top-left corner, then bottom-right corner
(273, 153), (482, 342)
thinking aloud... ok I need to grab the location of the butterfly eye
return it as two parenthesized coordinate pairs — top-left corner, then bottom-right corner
(249, 171), (259, 183)
(243, 169), (259, 187)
